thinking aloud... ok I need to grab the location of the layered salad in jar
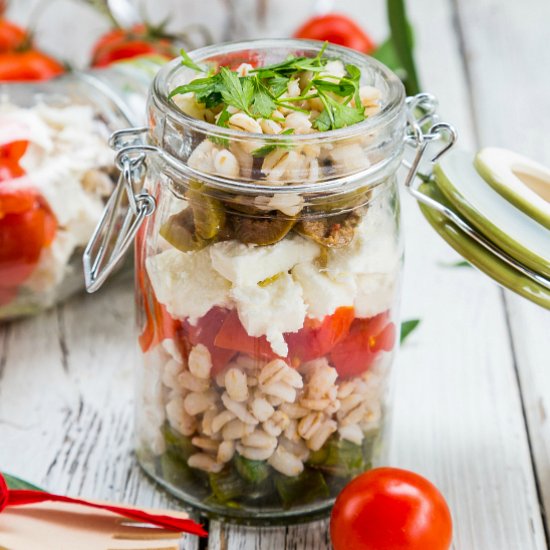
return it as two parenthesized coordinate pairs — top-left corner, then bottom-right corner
(0, 101), (116, 319)
(136, 44), (404, 519)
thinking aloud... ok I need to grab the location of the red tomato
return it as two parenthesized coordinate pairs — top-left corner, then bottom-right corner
(0, 198), (56, 287)
(286, 307), (355, 365)
(0, 18), (26, 52)
(330, 312), (396, 378)
(0, 183), (37, 216)
(1, 140), (28, 161)
(0, 50), (65, 81)
(214, 309), (278, 362)
(294, 14), (376, 54)
(184, 307), (237, 375)
(91, 24), (175, 68)
(330, 468), (453, 550)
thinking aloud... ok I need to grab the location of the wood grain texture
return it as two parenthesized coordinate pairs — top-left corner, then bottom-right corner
(1, 0), (549, 549)
(454, 0), (550, 538)
(0, 277), (199, 550)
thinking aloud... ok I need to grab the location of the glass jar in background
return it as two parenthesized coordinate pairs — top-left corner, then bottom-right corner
(0, 58), (162, 320)
(90, 40), (405, 522)
(223, 0), (335, 40)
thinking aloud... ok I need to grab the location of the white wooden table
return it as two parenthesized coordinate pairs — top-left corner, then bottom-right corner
(2, 0), (550, 548)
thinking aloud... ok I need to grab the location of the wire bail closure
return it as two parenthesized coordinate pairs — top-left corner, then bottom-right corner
(404, 93), (550, 290)
(83, 127), (157, 293)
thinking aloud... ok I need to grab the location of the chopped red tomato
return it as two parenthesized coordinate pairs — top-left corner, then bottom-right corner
(0, 198), (56, 287)
(214, 309), (278, 363)
(1, 140), (28, 161)
(185, 307), (237, 375)
(286, 307), (355, 366)
(330, 311), (396, 378)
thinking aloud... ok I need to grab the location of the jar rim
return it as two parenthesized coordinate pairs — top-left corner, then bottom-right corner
(151, 38), (406, 143)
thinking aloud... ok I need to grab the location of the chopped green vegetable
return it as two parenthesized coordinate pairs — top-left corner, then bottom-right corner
(180, 48), (204, 73)
(307, 437), (366, 478)
(400, 319), (421, 344)
(162, 423), (195, 460)
(234, 454), (271, 484)
(209, 467), (248, 503)
(275, 469), (330, 509)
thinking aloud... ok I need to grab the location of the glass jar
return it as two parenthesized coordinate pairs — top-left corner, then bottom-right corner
(0, 58), (162, 320)
(105, 40), (406, 524)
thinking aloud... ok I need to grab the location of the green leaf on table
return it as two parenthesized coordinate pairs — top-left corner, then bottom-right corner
(439, 259), (473, 268)
(2, 472), (43, 491)
(400, 319), (421, 344)
(387, 0), (421, 95)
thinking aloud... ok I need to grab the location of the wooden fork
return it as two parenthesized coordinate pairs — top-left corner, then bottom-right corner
(0, 501), (189, 550)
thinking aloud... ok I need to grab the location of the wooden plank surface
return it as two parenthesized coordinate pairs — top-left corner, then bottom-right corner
(455, 0), (550, 538)
(1, 0), (549, 549)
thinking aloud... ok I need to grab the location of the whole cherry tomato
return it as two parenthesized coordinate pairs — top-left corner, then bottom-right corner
(0, 18), (26, 52)
(91, 24), (176, 68)
(330, 312), (396, 378)
(330, 468), (453, 550)
(0, 198), (56, 287)
(294, 13), (376, 54)
(0, 50), (64, 81)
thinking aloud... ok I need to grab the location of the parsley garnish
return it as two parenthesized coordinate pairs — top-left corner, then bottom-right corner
(252, 129), (295, 157)
(170, 43), (369, 132)
(180, 49), (204, 72)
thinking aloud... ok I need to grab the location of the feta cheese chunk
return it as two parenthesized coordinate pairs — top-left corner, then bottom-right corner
(210, 236), (320, 287)
(231, 273), (306, 356)
(354, 273), (398, 318)
(146, 248), (232, 324)
(23, 230), (77, 293)
(328, 204), (401, 276)
(292, 261), (356, 319)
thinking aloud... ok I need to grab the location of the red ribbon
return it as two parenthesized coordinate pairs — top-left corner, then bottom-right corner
(0, 473), (207, 537)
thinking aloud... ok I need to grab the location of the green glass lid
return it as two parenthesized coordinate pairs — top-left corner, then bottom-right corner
(433, 149), (550, 278)
(403, 93), (550, 310)
(418, 180), (550, 309)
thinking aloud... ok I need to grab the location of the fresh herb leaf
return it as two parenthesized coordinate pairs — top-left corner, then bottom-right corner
(169, 73), (224, 109)
(251, 128), (294, 157)
(312, 108), (332, 132)
(400, 319), (421, 344)
(251, 79), (277, 118)
(268, 76), (290, 97)
(219, 67), (254, 114)
(180, 48), (204, 72)
(210, 107), (231, 147)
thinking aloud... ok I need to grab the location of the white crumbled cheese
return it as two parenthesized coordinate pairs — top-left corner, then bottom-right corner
(0, 102), (115, 301)
(210, 236), (320, 287)
(292, 261), (356, 319)
(231, 273), (306, 357)
(354, 273), (398, 318)
(146, 248), (232, 324)
(137, 346), (167, 455)
(328, 203), (401, 275)
(23, 230), (77, 293)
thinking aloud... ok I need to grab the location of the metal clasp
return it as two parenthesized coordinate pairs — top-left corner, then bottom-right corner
(404, 93), (550, 291)
(83, 127), (158, 293)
